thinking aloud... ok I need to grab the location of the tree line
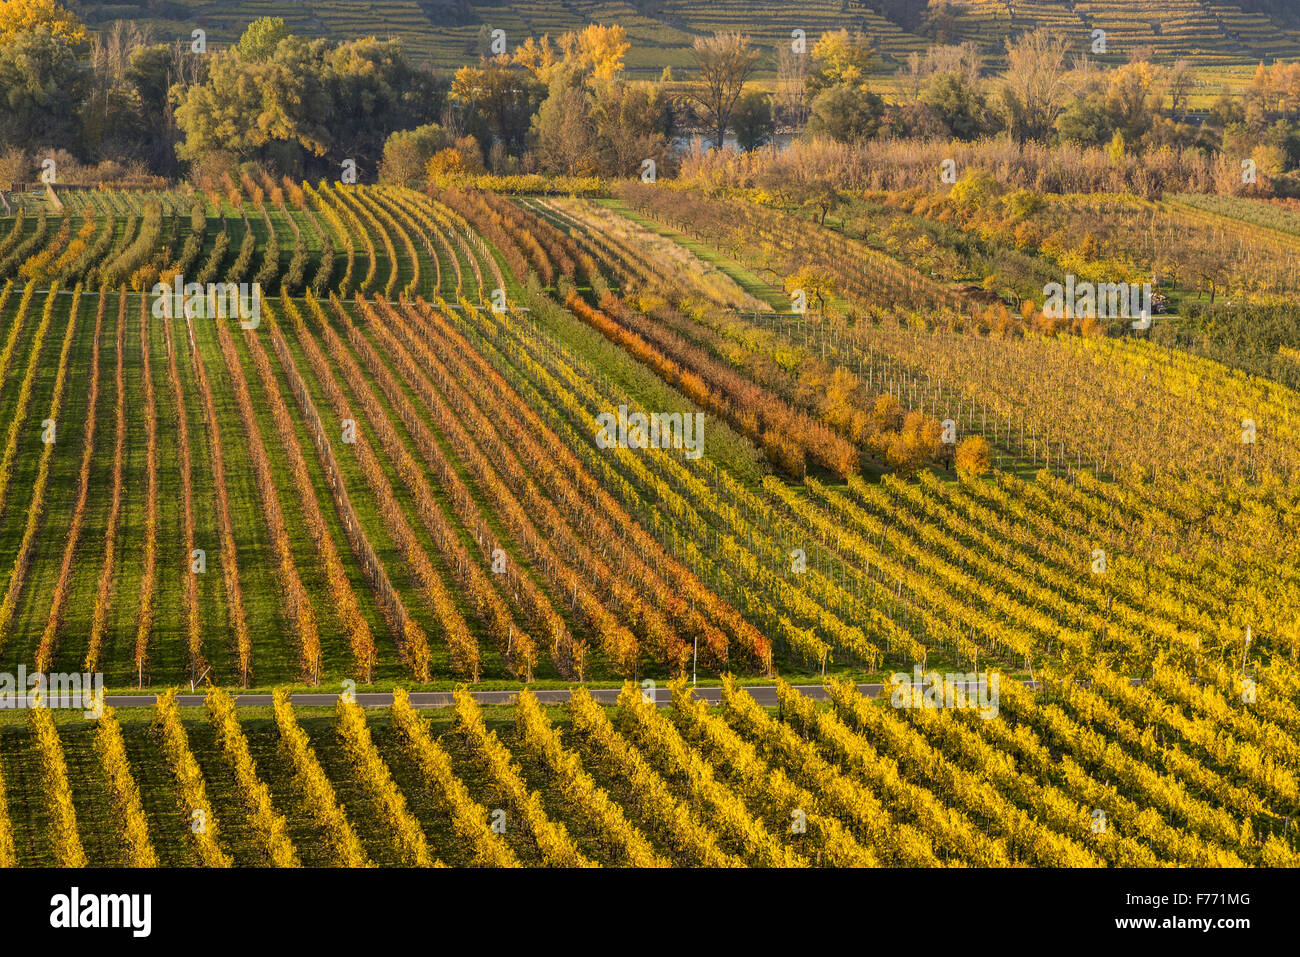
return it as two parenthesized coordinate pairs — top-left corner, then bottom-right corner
(1, 1), (1298, 193)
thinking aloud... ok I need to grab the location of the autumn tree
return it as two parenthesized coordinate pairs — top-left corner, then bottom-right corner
(804, 30), (884, 144)
(807, 30), (875, 96)
(562, 23), (629, 82)
(527, 24), (668, 177)
(954, 435), (992, 479)
(0, 145), (26, 188)
(822, 366), (869, 442)
(0, 0), (84, 45)
(691, 32), (758, 150)
(514, 24), (629, 85)
(881, 411), (942, 476)
(786, 265), (837, 315)
(236, 16), (291, 61)
(864, 403), (942, 476)
(424, 138), (484, 185)
(870, 393), (903, 433)
(380, 122), (451, 185)
(451, 57), (545, 162)
(0, 0), (88, 151)
(1105, 58), (1165, 143)
(532, 82), (598, 175)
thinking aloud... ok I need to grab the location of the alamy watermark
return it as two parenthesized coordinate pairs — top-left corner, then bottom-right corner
(151, 276), (261, 329)
(889, 666), (999, 719)
(0, 667), (104, 718)
(50, 887), (151, 938)
(595, 404), (704, 459)
(1043, 275), (1151, 329)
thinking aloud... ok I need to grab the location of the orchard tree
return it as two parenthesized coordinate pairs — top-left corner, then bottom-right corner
(786, 266), (837, 315)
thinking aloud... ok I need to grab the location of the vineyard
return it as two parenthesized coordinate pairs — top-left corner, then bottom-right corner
(0, 171), (1296, 869)
(1, 676), (1297, 867)
(72, 0), (1300, 71)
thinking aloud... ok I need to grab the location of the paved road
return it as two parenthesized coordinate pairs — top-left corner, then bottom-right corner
(100, 685), (872, 709)
(8, 677), (1147, 710)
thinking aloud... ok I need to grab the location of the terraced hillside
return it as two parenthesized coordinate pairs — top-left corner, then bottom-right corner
(73, 0), (1300, 70)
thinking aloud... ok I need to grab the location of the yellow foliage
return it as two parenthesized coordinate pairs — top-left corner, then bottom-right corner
(512, 23), (628, 83)
(811, 29), (873, 90)
(955, 435), (992, 479)
(563, 23), (629, 82)
(0, 0), (85, 44)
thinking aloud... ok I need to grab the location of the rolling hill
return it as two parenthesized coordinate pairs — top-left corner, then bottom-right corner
(69, 0), (1300, 73)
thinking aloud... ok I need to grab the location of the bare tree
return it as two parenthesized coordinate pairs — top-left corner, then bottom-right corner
(1167, 59), (1195, 122)
(925, 42), (983, 88)
(776, 46), (809, 128)
(0, 148), (29, 192)
(691, 32), (759, 150)
(896, 51), (924, 103)
(998, 29), (1073, 141)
